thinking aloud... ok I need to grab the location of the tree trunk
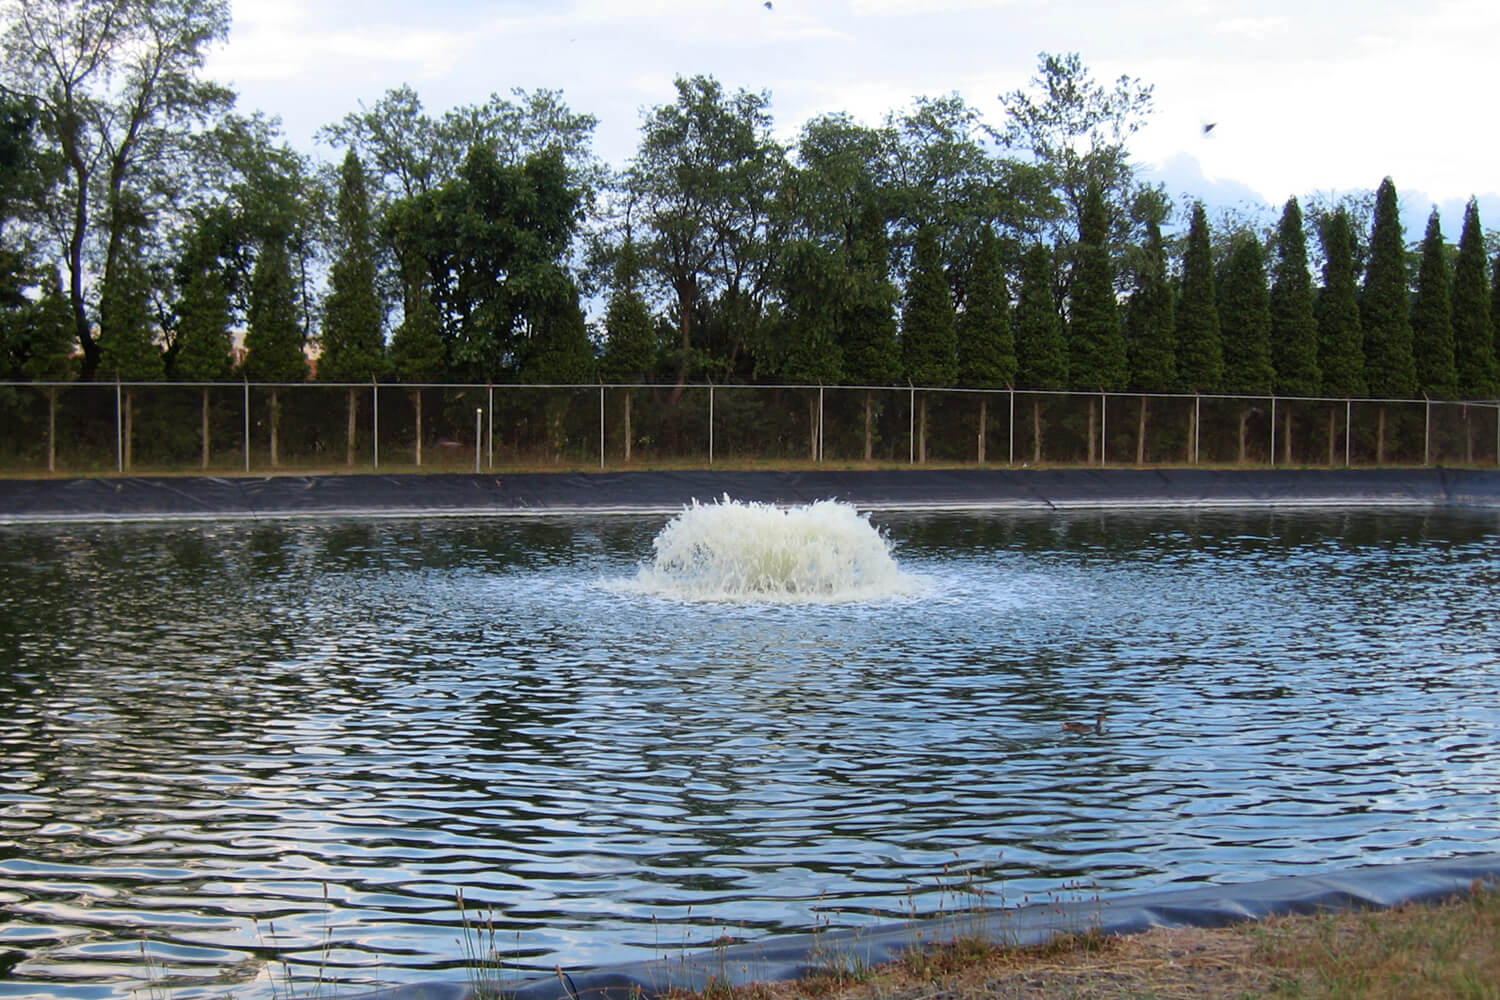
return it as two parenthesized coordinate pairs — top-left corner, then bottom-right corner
(1136, 397), (1149, 465)
(624, 389), (633, 462)
(1032, 398), (1043, 464)
(863, 390), (875, 462)
(1237, 408), (1251, 464)
(1464, 404), (1474, 465)
(917, 395), (927, 464)
(1376, 405), (1387, 465)
(1186, 406), (1197, 464)
(808, 395), (819, 461)
(1327, 408), (1338, 467)
(1086, 398), (1098, 465)
(346, 386), (358, 466)
(1283, 409), (1294, 465)
(201, 387), (211, 469)
(977, 397), (988, 464)
(47, 387), (57, 473)
(269, 388), (280, 467)
(124, 387), (134, 471)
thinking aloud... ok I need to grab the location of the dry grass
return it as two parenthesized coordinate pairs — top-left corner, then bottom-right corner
(667, 881), (1500, 1000)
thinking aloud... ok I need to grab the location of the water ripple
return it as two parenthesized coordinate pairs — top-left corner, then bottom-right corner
(1, 510), (1498, 997)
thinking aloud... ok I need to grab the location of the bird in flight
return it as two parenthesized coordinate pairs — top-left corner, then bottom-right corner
(1202, 122), (1217, 136)
(764, 1), (774, 9)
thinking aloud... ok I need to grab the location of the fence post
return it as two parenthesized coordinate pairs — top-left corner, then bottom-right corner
(1424, 396), (1431, 467)
(818, 383), (824, 463)
(1350, 398), (1362, 470)
(598, 383), (605, 471)
(488, 383), (494, 470)
(708, 382), (714, 467)
(474, 408), (482, 474)
(243, 378), (250, 473)
(372, 377), (379, 470)
(1270, 395), (1277, 468)
(1099, 391), (1107, 467)
(909, 384), (915, 465)
(115, 376), (123, 474)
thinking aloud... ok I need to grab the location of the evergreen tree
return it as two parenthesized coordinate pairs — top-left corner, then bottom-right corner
(1067, 182), (1128, 391)
(320, 150), (386, 382)
(1452, 199), (1497, 398)
(1219, 232), (1275, 394)
(956, 226), (1015, 463)
(1410, 209), (1457, 398)
(1066, 181), (1126, 463)
(1361, 178), (1417, 398)
(96, 224), (163, 471)
(957, 226), (1016, 387)
(1269, 197), (1320, 396)
(172, 226), (234, 383)
(1316, 207), (1366, 398)
(390, 257), (447, 466)
(601, 240), (658, 462)
(1124, 192), (1175, 392)
(321, 150), (387, 465)
(1123, 189), (1174, 464)
(1013, 242), (1066, 461)
(243, 233), (307, 467)
(1361, 178), (1416, 463)
(839, 203), (902, 461)
(901, 225), (957, 462)
(171, 222), (235, 468)
(1218, 231), (1275, 463)
(1175, 202), (1223, 392)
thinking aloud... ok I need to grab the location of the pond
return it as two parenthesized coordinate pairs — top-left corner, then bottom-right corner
(1, 505), (1498, 998)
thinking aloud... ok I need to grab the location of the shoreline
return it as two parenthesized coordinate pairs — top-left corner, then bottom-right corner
(3, 467), (1500, 524)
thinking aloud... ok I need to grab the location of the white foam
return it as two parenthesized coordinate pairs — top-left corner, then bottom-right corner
(618, 496), (920, 604)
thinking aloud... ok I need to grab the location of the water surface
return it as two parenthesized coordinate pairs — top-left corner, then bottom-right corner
(1, 508), (1497, 998)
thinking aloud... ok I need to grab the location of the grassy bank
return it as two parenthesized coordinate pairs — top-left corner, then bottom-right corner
(673, 881), (1499, 1000)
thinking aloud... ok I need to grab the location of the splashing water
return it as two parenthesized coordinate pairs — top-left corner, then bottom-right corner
(622, 496), (920, 603)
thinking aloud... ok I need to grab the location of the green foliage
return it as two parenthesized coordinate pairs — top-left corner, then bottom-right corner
(1269, 197), (1320, 396)
(956, 227), (1015, 386)
(2, 0), (235, 378)
(838, 204), (902, 386)
(1067, 182), (1127, 390)
(7, 276), (75, 380)
(522, 286), (595, 384)
(389, 260), (447, 382)
(96, 238), (164, 381)
(242, 234), (306, 382)
(1218, 232), (1275, 394)
(320, 150), (387, 382)
(600, 242), (657, 382)
(1124, 190), (1175, 391)
(901, 225), (957, 385)
(387, 144), (580, 380)
(1410, 209), (1457, 398)
(1360, 178), (1417, 398)
(170, 221), (235, 381)
(1014, 243), (1067, 390)
(1316, 207), (1366, 397)
(1175, 202), (1224, 392)
(1451, 199), (1497, 397)
(1000, 51), (1153, 242)
(767, 238), (845, 384)
(628, 75), (786, 380)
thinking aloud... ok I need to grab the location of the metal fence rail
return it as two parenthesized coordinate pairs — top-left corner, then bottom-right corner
(2, 380), (1497, 475)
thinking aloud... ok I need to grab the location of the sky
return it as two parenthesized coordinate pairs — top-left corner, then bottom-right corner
(206, 0), (1500, 238)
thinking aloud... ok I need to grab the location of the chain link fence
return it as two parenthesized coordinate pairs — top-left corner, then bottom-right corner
(2, 380), (1497, 475)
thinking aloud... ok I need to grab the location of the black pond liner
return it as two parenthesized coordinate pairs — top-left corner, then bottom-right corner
(345, 853), (1500, 1000)
(3, 467), (1500, 522)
